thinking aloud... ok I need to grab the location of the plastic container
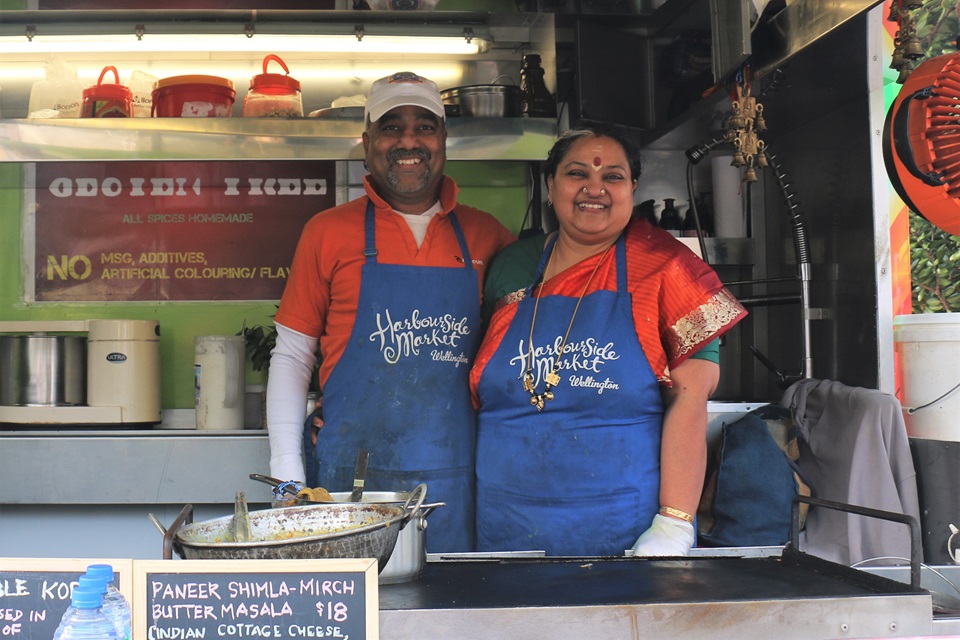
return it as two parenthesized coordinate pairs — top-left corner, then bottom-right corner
(52, 587), (118, 640)
(894, 313), (960, 440)
(152, 75), (235, 117)
(85, 564), (131, 640)
(82, 66), (132, 118)
(243, 54), (303, 118)
(194, 335), (245, 430)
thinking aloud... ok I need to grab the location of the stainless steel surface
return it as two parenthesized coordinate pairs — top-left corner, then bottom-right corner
(0, 335), (86, 407)
(379, 553), (933, 639)
(750, 0), (885, 80)
(0, 431), (271, 505)
(859, 564), (960, 634)
(709, 0), (750, 83)
(170, 484), (426, 568)
(0, 117), (558, 163)
(440, 84), (520, 118)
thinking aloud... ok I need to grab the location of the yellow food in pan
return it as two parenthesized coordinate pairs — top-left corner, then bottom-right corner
(297, 486), (334, 503)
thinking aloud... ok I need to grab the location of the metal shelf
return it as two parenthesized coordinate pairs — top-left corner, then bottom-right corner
(0, 116), (558, 162)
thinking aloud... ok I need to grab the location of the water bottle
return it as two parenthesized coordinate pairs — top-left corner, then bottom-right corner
(84, 564), (131, 640)
(52, 587), (119, 640)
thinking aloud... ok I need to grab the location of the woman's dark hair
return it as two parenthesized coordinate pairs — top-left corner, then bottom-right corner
(542, 124), (642, 182)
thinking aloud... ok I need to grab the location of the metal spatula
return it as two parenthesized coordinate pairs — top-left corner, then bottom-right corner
(348, 450), (369, 502)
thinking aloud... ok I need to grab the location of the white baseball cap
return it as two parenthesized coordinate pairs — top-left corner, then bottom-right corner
(364, 71), (446, 123)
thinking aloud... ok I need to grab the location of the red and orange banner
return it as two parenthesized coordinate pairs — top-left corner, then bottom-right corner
(33, 161), (336, 302)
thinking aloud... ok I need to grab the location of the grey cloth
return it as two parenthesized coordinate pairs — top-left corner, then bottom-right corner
(780, 378), (922, 566)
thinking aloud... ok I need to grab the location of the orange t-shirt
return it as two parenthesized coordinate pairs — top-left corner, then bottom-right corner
(275, 174), (515, 388)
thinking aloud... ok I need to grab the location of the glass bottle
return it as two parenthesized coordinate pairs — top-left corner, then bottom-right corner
(635, 198), (657, 226)
(519, 54), (556, 118)
(681, 199), (700, 237)
(658, 198), (681, 235)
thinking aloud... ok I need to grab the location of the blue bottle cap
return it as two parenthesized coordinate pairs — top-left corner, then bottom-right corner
(85, 564), (116, 585)
(79, 575), (107, 594)
(71, 587), (103, 609)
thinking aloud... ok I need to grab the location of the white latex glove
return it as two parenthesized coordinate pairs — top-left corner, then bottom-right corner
(630, 514), (696, 557)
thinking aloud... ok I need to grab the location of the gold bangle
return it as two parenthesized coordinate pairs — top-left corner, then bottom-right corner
(659, 506), (695, 524)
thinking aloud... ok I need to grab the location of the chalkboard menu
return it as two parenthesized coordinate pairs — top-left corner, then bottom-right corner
(0, 558), (132, 640)
(134, 559), (378, 640)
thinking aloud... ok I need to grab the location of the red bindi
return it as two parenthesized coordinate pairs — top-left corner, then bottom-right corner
(593, 156), (601, 167)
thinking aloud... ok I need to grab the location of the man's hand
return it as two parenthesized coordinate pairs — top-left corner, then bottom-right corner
(309, 396), (324, 446)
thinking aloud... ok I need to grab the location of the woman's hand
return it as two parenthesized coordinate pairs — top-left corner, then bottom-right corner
(630, 514), (695, 556)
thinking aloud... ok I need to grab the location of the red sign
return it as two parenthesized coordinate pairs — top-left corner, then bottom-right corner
(33, 161), (336, 301)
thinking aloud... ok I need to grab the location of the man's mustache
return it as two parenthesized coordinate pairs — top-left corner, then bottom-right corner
(388, 148), (430, 164)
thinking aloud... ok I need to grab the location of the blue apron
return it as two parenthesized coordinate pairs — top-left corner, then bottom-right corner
(310, 199), (480, 552)
(475, 233), (664, 556)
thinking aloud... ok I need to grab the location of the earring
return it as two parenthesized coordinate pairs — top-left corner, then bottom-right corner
(547, 198), (553, 207)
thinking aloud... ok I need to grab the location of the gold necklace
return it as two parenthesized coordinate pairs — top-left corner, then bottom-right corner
(522, 243), (614, 411)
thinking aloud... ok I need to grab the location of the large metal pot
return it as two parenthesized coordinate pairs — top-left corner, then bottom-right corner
(329, 491), (443, 584)
(0, 334), (86, 406)
(248, 474), (442, 583)
(167, 485), (426, 571)
(440, 84), (520, 117)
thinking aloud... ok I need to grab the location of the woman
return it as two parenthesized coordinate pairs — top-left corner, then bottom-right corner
(469, 126), (747, 556)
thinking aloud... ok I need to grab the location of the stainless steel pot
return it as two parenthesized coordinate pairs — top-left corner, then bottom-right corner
(0, 334), (86, 406)
(248, 474), (442, 583)
(165, 485), (427, 570)
(329, 491), (443, 584)
(439, 84), (520, 117)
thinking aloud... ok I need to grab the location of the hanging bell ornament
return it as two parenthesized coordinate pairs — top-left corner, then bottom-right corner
(903, 35), (924, 60)
(754, 104), (767, 132)
(744, 163), (758, 183)
(897, 64), (913, 84)
(890, 45), (905, 70)
(756, 143), (769, 167)
(887, 1), (898, 22)
(732, 150), (746, 166)
(726, 102), (745, 130)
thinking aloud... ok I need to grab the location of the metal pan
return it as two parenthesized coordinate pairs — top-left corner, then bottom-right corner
(156, 484), (426, 570)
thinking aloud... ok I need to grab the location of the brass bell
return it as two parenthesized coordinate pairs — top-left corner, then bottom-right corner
(898, 65), (913, 84)
(732, 150), (746, 166)
(755, 113), (767, 132)
(744, 164), (758, 183)
(887, 2), (898, 21)
(903, 35), (924, 59)
(757, 150), (769, 167)
(890, 46), (905, 69)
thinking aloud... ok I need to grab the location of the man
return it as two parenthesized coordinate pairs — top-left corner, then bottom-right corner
(266, 71), (514, 552)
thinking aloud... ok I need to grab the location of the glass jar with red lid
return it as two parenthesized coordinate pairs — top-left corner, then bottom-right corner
(243, 54), (303, 117)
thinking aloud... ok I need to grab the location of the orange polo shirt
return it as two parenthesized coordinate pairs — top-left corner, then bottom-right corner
(276, 174), (515, 388)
